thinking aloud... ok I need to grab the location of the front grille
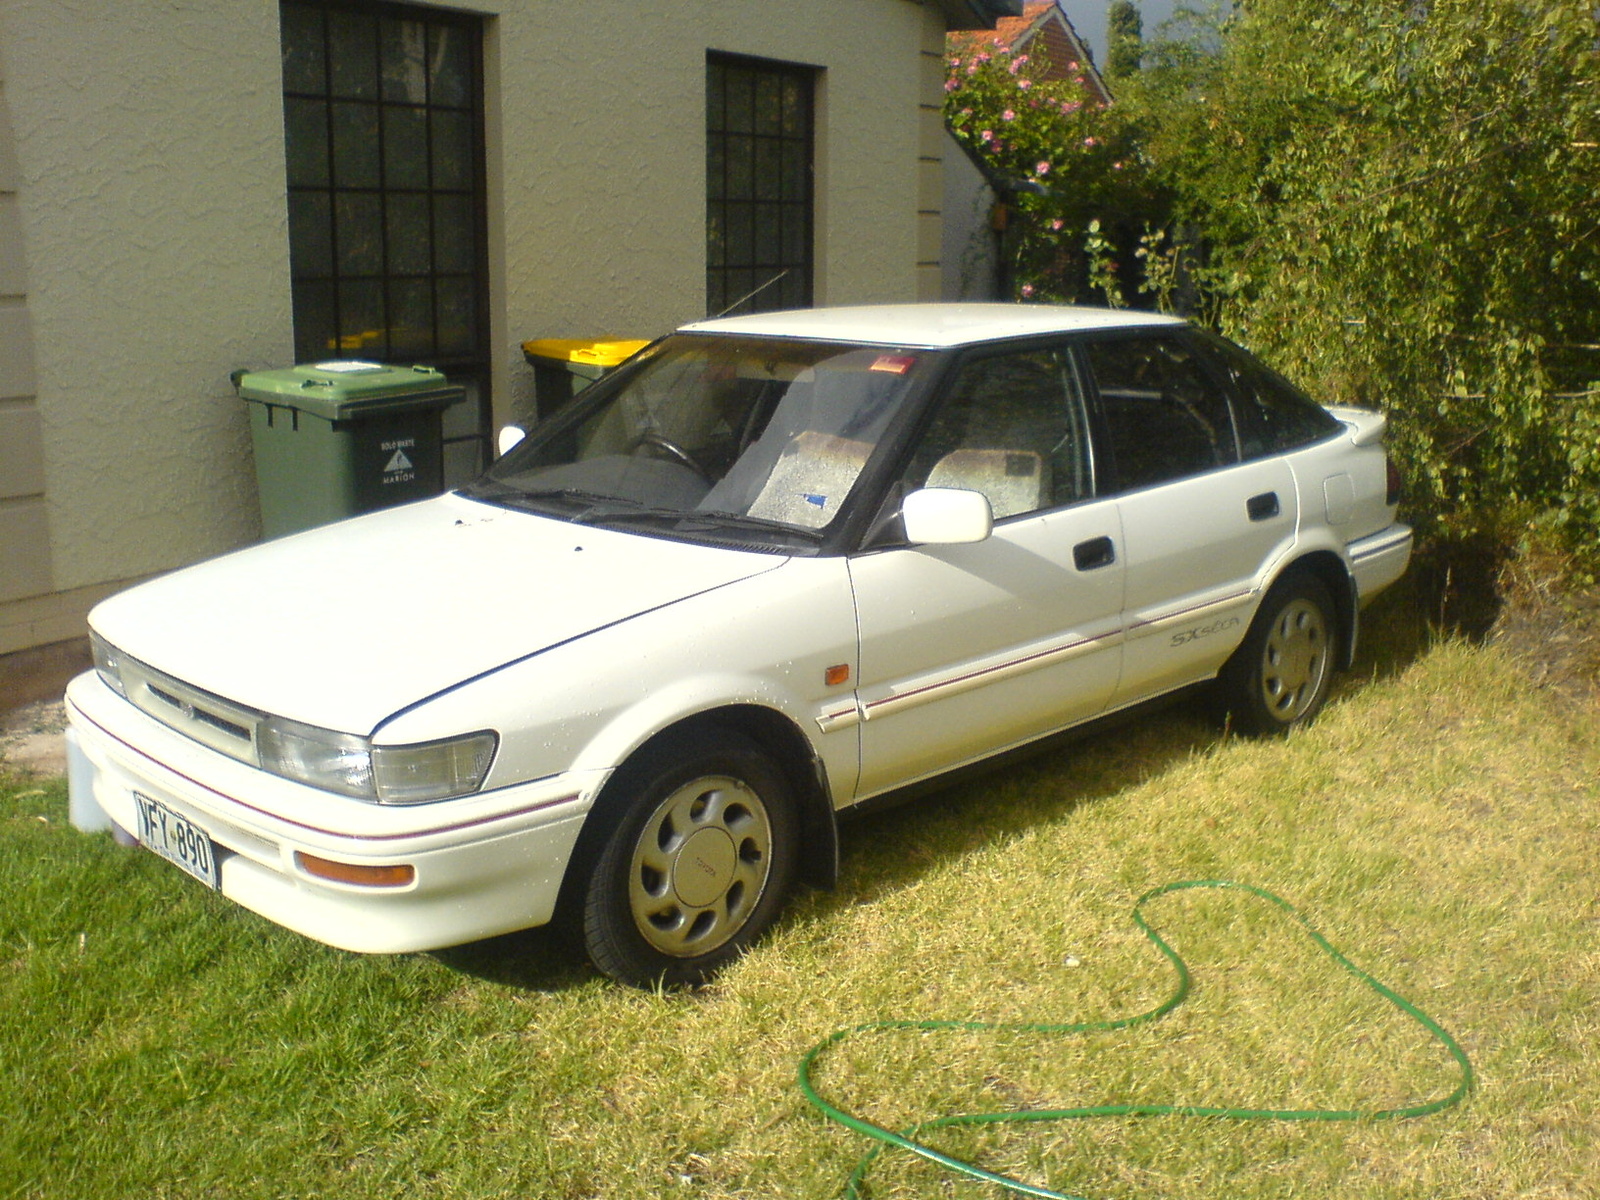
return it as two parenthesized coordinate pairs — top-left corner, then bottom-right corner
(188, 705), (254, 744)
(119, 656), (264, 765)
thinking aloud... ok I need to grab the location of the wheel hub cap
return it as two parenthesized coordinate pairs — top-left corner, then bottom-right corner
(628, 774), (773, 957)
(672, 827), (737, 909)
(1262, 599), (1329, 719)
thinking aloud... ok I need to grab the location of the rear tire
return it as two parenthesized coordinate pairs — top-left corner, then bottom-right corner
(1217, 571), (1338, 735)
(579, 730), (797, 988)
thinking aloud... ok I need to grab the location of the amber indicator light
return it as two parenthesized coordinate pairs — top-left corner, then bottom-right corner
(295, 852), (416, 888)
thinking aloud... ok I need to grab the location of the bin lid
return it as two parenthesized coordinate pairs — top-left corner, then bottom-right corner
(520, 338), (650, 369)
(235, 361), (464, 421)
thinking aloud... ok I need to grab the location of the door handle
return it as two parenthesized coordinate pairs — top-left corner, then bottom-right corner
(1247, 492), (1281, 522)
(1073, 535), (1116, 571)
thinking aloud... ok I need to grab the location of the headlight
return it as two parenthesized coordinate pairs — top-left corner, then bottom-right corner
(91, 632), (127, 697)
(372, 733), (499, 804)
(258, 717), (497, 803)
(258, 716), (375, 798)
(88, 636), (497, 804)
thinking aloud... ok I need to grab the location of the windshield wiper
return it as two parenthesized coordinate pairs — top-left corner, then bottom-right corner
(580, 506), (824, 542)
(688, 510), (826, 539)
(463, 482), (823, 542)
(461, 482), (625, 518)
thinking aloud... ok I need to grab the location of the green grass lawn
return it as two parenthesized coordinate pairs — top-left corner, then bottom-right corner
(4, 598), (1597, 1198)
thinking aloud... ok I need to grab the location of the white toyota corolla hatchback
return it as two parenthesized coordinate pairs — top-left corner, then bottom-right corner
(68, 304), (1411, 986)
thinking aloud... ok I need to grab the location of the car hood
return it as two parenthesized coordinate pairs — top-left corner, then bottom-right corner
(90, 492), (786, 733)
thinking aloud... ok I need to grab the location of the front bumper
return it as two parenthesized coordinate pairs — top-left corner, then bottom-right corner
(66, 670), (603, 954)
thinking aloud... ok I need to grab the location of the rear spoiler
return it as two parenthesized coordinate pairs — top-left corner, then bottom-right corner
(1324, 406), (1388, 448)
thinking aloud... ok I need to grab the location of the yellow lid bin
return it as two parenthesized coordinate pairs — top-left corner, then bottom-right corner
(521, 338), (650, 417)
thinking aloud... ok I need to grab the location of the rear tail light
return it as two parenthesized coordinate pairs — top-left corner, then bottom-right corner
(1385, 456), (1403, 507)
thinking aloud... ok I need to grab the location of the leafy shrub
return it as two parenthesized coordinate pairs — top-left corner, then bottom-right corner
(947, 0), (1600, 560)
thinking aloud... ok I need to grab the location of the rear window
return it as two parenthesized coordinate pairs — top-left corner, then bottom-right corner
(1201, 333), (1341, 458)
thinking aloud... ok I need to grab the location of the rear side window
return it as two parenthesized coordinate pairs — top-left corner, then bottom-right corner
(1202, 334), (1341, 458)
(1080, 336), (1239, 491)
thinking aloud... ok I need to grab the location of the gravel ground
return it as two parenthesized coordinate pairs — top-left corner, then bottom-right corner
(0, 698), (70, 777)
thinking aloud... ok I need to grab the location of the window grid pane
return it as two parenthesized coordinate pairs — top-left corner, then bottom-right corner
(282, 0), (490, 482)
(706, 54), (813, 317)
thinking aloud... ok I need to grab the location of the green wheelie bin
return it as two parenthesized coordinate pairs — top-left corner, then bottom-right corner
(236, 360), (464, 539)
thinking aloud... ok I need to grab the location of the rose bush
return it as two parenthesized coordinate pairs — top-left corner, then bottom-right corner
(944, 37), (1166, 306)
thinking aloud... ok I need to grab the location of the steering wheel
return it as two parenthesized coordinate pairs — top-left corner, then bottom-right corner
(633, 429), (712, 481)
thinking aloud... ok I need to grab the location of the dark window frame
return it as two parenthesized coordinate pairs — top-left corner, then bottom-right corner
(281, 0), (492, 479)
(705, 52), (817, 317)
(1073, 331), (1244, 494)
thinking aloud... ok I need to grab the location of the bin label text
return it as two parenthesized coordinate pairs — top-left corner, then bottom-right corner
(382, 439), (416, 484)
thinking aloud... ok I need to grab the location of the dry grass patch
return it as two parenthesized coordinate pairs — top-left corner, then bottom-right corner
(3, 601), (1598, 1197)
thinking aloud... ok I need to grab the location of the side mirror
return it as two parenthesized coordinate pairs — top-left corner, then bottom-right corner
(496, 425), (527, 457)
(900, 487), (993, 545)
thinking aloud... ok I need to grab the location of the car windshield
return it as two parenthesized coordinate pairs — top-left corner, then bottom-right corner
(466, 334), (923, 549)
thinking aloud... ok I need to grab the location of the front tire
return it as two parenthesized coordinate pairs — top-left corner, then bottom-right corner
(1217, 571), (1338, 735)
(579, 731), (797, 987)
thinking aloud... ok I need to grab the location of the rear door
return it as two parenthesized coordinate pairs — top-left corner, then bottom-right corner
(1079, 334), (1298, 705)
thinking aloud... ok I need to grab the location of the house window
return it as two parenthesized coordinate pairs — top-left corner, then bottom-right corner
(280, 0), (490, 482)
(705, 54), (815, 317)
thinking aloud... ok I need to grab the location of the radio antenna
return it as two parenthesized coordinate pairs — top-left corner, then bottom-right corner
(714, 270), (789, 319)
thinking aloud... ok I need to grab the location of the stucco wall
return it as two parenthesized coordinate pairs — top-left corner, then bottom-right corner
(1, 0), (292, 604)
(941, 133), (1003, 300)
(488, 0), (942, 425)
(0, 0), (958, 655)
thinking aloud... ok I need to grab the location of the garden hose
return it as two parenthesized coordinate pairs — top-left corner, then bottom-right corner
(798, 879), (1474, 1199)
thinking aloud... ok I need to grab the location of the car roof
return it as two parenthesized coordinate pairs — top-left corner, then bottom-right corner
(680, 302), (1184, 349)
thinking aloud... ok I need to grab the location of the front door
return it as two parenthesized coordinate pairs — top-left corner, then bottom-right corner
(849, 344), (1125, 799)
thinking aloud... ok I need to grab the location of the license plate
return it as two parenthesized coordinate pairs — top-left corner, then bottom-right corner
(133, 792), (220, 890)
